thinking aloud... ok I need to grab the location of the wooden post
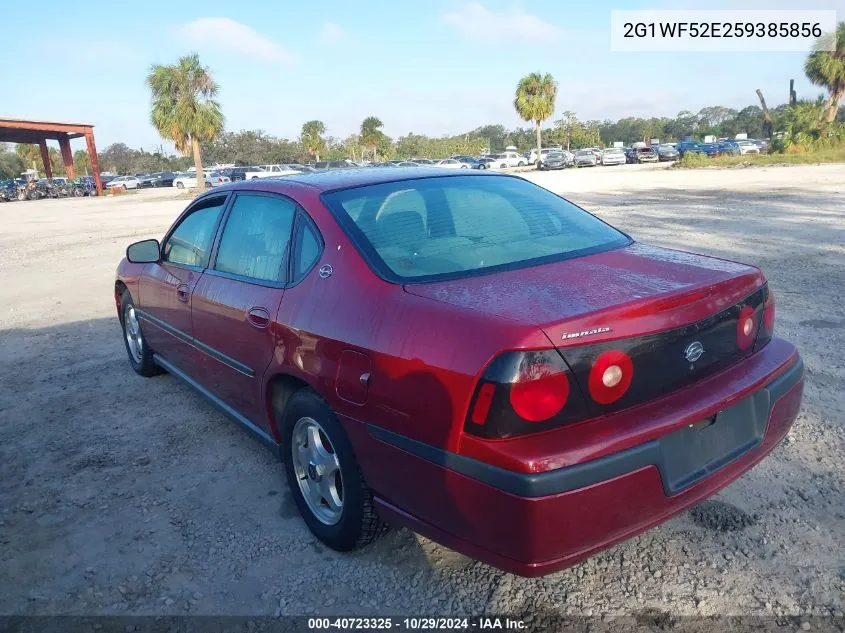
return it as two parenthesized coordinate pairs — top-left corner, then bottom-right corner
(756, 89), (773, 139)
(85, 132), (103, 195)
(58, 134), (75, 180)
(39, 140), (52, 179)
(789, 79), (797, 106)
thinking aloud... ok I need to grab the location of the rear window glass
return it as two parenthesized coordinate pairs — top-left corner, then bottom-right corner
(323, 175), (629, 282)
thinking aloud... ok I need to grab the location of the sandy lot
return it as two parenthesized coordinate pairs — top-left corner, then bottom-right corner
(1, 164), (843, 626)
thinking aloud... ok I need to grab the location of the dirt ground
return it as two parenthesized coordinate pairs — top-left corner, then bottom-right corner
(1, 164), (843, 626)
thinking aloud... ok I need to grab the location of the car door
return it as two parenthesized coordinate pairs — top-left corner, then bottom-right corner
(190, 192), (297, 426)
(137, 194), (228, 375)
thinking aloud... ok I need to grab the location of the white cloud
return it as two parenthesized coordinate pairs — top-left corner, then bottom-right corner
(443, 3), (563, 43)
(319, 23), (346, 44)
(176, 18), (294, 64)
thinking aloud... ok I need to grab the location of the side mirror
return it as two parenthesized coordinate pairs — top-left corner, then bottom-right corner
(126, 239), (160, 264)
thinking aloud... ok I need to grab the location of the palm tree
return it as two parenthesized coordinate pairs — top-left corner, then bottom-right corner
(804, 22), (845, 124)
(146, 54), (224, 192)
(514, 73), (557, 168)
(301, 120), (327, 162)
(360, 117), (384, 161)
(15, 143), (41, 171)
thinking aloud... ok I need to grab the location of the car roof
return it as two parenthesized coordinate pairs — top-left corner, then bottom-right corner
(213, 167), (497, 193)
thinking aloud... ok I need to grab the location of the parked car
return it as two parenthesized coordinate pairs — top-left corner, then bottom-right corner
(396, 161), (422, 167)
(138, 172), (175, 188)
(716, 140), (741, 156)
(654, 144), (680, 161)
(676, 141), (704, 158)
(313, 160), (357, 171)
(435, 159), (468, 169)
(573, 149), (597, 167)
(246, 165), (301, 180)
(456, 157), (489, 170)
(538, 151), (569, 170)
(108, 176), (141, 190)
(750, 139), (770, 153)
(629, 146), (659, 163)
(487, 151), (526, 168)
(528, 148), (558, 165)
(600, 148), (627, 166)
(116, 170), (802, 577)
(221, 167), (258, 182)
(735, 140), (761, 155)
(172, 171), (231, 189)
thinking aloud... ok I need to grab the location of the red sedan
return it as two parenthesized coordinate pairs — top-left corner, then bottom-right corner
(115, 169), (803, 577)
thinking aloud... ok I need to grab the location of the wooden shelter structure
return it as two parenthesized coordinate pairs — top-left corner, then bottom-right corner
(0, 118), (103, 194)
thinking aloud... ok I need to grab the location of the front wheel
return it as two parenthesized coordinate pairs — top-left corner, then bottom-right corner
(282, 390), (387, 551)
(205, 181), (212, 189)
(120, 292), (158, 377)
(176, 182), (184, 189)
(518, 161), (526, 167)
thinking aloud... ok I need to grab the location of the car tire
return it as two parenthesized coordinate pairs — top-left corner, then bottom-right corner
(281, 389), (387, 551)
(120, 291), (158, 378)
(176, 182), (184, 189)
(205, 182), (212, 189)
(460, 165), (468, 169)
(518, 161), (526, 167)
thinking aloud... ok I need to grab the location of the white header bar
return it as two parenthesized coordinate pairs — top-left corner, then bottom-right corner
(610, 10), (837, 52)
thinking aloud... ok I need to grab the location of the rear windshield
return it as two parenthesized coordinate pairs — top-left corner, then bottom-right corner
(322, 175), (629, 282)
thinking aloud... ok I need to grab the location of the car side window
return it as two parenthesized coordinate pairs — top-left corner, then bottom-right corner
(162, 197), (226, 268)
(214, 193), (295, 283)
(293, 217), (322, 282)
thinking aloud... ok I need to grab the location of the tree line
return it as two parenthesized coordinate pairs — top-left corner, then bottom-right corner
(2, 22), (842, 181)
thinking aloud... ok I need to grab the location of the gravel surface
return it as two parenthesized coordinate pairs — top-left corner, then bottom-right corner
(1, 165), (843, 625)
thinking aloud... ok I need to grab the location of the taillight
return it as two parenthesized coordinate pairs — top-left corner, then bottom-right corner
(464, 350), (590, 439)
(763, 290), (775, 332)
(509, 363), (570, 422)
(587, 349), (633, 404)
(754, 285), (775, 352)
(736, 304), (757, 350)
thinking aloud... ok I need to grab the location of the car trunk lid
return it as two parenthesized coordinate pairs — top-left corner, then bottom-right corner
(405, 242), (766, 414)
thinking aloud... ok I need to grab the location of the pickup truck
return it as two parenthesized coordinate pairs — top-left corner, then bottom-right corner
(245, 164), (301, 180)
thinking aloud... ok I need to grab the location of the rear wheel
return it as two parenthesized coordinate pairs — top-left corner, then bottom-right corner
(518, 161), (526, 167)
(282, 390), (387, 551)
(205, 182), (212, 189)
(176, 182), (184, 189)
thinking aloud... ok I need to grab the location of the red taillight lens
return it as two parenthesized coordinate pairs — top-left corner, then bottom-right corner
(763, 291), (775, 333)
(736, 304), (757, 350)
(588, 349), (633, 404)
(509, 363), (570, 422)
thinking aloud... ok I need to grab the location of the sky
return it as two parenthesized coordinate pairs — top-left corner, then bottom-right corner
(4, 0), (843, 152)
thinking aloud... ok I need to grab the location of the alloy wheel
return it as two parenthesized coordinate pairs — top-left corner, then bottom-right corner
(124, 306), (143, 363)
(292, 416), (344, 525)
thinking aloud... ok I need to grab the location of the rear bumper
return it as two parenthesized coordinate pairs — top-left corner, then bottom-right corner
(347, 340), (803, 577)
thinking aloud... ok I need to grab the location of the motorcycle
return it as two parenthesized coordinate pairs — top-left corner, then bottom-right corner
(0, 180), (18, 202)
(23, 180), (48, 201)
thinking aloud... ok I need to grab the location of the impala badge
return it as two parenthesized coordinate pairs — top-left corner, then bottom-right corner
(560, 327), (612, 341)
(684, 341), (705, 363)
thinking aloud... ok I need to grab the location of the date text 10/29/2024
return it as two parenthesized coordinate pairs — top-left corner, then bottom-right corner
(308, 617), (527, 630)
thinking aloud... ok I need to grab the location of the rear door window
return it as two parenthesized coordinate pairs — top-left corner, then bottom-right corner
(213, 194), (296, 283)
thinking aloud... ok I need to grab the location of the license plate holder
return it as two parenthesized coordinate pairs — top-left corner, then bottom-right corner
(658, 390), (771, 494)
